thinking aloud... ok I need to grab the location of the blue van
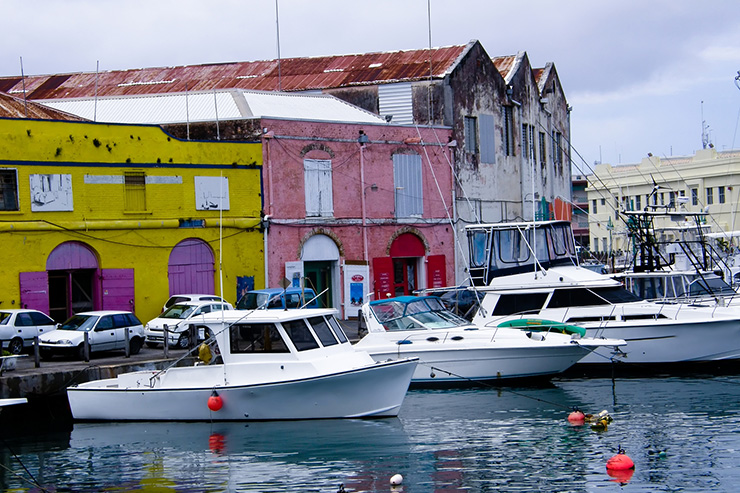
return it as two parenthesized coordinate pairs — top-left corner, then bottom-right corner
(236, 287), (319, 310)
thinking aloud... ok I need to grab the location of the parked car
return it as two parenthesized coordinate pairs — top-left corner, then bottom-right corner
(38, 311), (145, 359)
(236, 287), (319, 310)
(145, 300), (234, 348)
(161, 294), (227, 313)
(0, 309), (57, 354)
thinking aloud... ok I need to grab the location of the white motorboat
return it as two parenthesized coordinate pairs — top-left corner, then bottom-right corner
(354, 296), (624, 384)
(465, 220), (740, 365)
(67, 308), (418, 421)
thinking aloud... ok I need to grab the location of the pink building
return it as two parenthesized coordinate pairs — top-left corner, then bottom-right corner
(260, 118), (454, 318)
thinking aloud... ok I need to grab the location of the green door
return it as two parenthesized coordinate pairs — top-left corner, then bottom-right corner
(304, 261), (332, 308)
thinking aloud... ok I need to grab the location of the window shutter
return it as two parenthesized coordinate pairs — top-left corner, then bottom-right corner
(479, 114), (496, 164)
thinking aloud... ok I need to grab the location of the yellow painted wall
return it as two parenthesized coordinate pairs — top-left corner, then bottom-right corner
(0, 117), (264, 323)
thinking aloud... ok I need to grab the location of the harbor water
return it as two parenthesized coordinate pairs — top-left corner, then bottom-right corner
(2, 373), (740, 492)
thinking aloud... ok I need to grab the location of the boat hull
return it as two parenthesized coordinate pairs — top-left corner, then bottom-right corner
(578, 317), (740, 364)
(365, 344), (595, 384)
(67, 358), (417, 421)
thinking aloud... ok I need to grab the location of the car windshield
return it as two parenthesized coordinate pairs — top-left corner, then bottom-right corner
(237, 293), (271, 310)
(60, 314), (99, 331)
(161, 304), (197, 319)
(0, 312), (11, 325)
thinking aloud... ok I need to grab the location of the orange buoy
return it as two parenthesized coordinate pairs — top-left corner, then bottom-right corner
(568, 409), (586, 424)
(207, 390), (224, 411)
(606, 467), (634, 483)
(606, 447), (635, 471)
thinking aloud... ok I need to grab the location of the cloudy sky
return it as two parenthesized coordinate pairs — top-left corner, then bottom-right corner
(3, 0), (740, 174)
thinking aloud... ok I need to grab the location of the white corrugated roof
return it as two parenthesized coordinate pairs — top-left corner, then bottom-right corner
(37, 89), (385, 125)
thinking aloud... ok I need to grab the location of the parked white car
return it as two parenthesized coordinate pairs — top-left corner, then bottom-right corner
(161, 294), (227, 313)
(38, 311), (145, 359)
(145, 300), (234, 348)
(0, 309), (57, 354)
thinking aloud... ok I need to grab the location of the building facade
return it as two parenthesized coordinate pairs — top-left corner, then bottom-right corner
(1, 40), (572, 286)
(587, 148), (740, 259)
(0, 117), (263, 323)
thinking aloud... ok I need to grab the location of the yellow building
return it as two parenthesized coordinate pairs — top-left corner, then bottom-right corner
(0, 117), (263, 323)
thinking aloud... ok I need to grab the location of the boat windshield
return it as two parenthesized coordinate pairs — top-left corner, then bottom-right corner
(371, 298), (470, 331)
(236, 292), (270, 310)
(60, 314), (99, 331)
(160, 304), (197, 319)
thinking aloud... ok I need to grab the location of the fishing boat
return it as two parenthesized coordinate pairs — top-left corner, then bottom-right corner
(67, 308), (418, 421)
(354, 295), (624, 384)
(465, 220), (740, 365)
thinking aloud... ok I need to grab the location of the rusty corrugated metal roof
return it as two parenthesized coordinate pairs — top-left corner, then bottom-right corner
(0, 91), (86, 120)
(492, 55), (516, 79)
(2, 44), (469, 101)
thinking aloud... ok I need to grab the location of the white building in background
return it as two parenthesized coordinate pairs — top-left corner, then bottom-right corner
(587, 148), (740, 255)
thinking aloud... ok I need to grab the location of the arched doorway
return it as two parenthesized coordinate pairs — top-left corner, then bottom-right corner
(168, 239), (215, 296)
(389, 233), (425, 296)
(46, 242), (99, 322)
(301, 234), (340, 309)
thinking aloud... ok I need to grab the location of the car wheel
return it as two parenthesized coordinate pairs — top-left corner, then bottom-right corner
(176, 332), (190, 349)
(7, 337), (23, 355)
(145, 341), (159, 349)
(129, 337), (142, 355)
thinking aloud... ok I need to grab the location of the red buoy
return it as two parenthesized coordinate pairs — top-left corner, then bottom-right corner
(567, 410), (586, 424)
(207, 390), (224, 411)
(606, 450), (635, 471)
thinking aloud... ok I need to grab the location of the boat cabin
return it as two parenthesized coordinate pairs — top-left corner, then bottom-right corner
(466, 220), (579, 286)
(366, 296), (472, 332)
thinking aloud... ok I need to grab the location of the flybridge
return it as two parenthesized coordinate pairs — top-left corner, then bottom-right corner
(465, 220), (579, 285)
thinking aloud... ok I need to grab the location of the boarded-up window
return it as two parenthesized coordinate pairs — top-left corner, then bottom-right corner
(124, 171), (146, 211)
(393, 153), (423, 217)
(0, 169), (19, 211)
(479, 114), (496, 164)
(539, 132), (547, 165)
(304, 159), (333, 217)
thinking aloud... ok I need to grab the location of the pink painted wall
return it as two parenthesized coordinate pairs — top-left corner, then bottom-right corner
(260, 118), (455, 299)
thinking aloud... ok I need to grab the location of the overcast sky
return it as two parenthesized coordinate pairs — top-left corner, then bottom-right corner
(3, 0), (740, 174)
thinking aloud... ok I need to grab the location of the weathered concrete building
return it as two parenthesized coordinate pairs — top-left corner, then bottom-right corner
(1, 40), (571, 284)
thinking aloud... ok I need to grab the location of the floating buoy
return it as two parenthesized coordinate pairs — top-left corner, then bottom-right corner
(606, 447), (635, 471)
(567, 408), (586, 424)
(390, 473), (403, 486)
(208, 390), (223, 411)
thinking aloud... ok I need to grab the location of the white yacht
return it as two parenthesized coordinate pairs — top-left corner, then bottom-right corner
(355, 295), (624, 383)
(465, 220), (740, 365)
(67, 308), (418, 421)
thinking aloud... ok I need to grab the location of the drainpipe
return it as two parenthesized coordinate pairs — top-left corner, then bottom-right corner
(359, 131), (370, 261)
(262, 214), (271, 288)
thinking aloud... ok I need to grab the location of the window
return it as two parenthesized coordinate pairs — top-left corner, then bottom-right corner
(503, 106), (514, 156)
(304, 159), (333, 217)
(282, 319), (320, 351)
(538, 132), (547, 165)
(706, 187), (714, 205)
(691, 188), (698, 206)
(464, 116), (478, 154)
(521, 123), (529, 160)
(124, 171), (146, 211)
(308, 316), (338, 347)
(554, 132), (563, 165)
(0, 169), (19, 211)
(530, 125), (537, 162)
(719, 186), (726, 204)
(231, 323), (289, 353)
(393, 153), (423, 217)
(592, 199), (597, 214)
(636, 195), (642, 210)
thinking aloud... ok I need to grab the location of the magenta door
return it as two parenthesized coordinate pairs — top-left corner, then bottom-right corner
(168, 239), (215, 295)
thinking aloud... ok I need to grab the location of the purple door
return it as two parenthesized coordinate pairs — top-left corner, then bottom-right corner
(168, 239), (215, 295)
(101, 269), (135, 312)
(19, 271), (50, 313)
